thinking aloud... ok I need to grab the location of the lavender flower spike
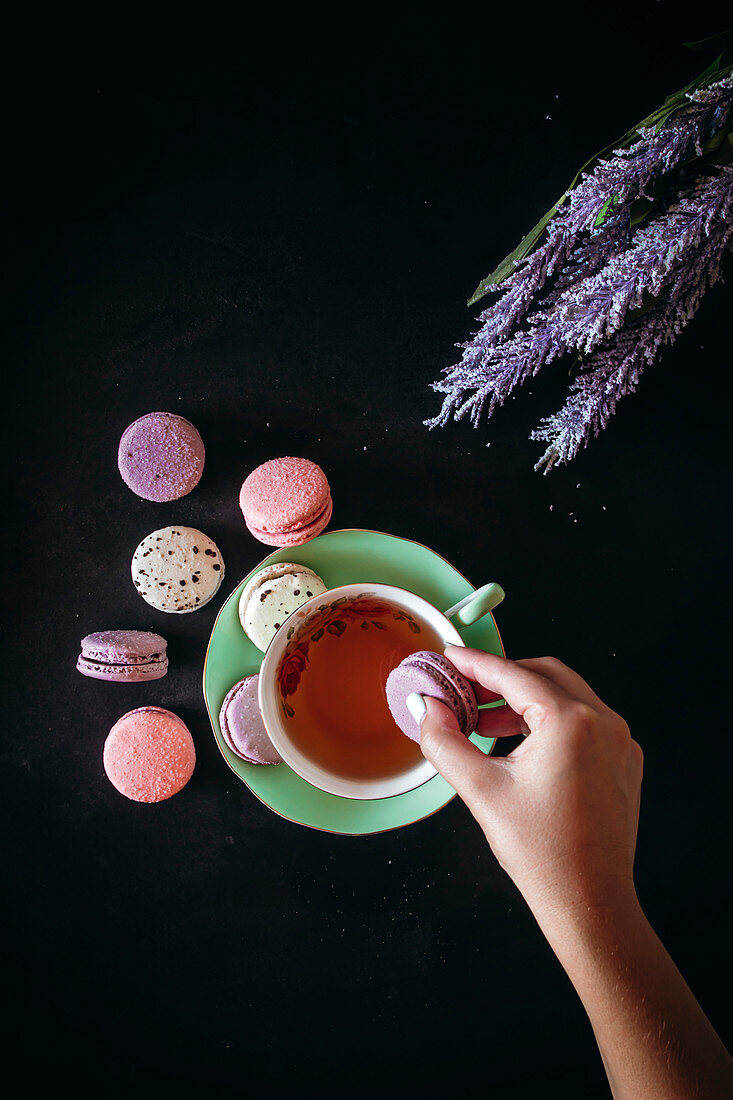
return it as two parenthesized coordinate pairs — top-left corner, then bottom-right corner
(431, 166), (732, 435)
(454, 74), (732, 355)
(427, 71), (733, 469)
(531, 175), (733, 472)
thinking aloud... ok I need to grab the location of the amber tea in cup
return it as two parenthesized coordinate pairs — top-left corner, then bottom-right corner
(275, 593), (445, 782)
(259, 579), (504, 800)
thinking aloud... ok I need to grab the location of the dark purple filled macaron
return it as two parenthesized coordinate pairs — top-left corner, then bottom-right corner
(219, 674), (283, 765)
(118, 412), (205, 502)
(77, 630), (168, 682)
(385, 650), (478, 742)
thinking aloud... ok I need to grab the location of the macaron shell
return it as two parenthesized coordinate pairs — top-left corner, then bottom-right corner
(239, 457), (331, 542)
(237, 561), (325, 616)
(132, 526), (224, 613)
(76, 655), (168, 682)
(386, 651), (478, 742)
(245, 495), (333, 547)
(118, 412), (205, 502)
(103, 706), (196, 802)
(219, 675), (283, 765)
(79, 629), (168, 663)
(240, 567), (327, 651)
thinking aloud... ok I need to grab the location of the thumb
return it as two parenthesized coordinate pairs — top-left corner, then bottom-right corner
(419, 697), (508, 813)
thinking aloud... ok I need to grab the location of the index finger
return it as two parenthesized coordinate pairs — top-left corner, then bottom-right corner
(445, 646), (570, 719)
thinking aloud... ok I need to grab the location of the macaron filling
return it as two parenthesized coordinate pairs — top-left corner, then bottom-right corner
(77, 656), (168, 680)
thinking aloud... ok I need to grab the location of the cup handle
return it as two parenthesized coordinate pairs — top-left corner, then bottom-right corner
(444, 582), (505, 629)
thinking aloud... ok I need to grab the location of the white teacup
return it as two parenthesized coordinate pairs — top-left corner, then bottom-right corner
(258, 581), (504, 800)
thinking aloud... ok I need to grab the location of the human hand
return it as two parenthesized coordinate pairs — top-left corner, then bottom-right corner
(419, 647), (644, 929)
(419, 648), (733, 1099)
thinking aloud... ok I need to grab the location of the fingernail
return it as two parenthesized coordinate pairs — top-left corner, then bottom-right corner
(406, 692), (427, 726)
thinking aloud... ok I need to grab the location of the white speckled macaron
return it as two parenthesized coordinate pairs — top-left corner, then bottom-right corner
(132, 526), (225, 613)
(238, 561), (327, 651)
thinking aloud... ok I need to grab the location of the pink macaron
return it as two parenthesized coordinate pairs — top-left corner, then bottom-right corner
(239, 457), (332, 547)
(103, 706), (196, 802)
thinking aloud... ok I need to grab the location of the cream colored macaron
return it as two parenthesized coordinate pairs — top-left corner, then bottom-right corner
(132, 526), (225, 613)
(238, 562), (327, 651)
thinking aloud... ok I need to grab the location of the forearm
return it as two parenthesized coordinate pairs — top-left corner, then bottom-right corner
(536, 896), (733, 1100)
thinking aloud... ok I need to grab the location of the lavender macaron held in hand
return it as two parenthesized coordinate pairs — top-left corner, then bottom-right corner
(118, 412), (205, 502)
(218, 675), (282, 765)
(386, 651), (479, 743)
(77, 630), (168, 682)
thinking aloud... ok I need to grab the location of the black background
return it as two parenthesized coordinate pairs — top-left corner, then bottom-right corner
(4, 5), (732, 1094)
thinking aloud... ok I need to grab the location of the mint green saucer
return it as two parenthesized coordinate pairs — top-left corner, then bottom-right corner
(202, 529), (505, 835)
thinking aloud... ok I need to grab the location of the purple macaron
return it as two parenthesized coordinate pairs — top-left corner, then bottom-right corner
(77, 630), (168, 682)
(219, 674), (283, 765)
(386, 650), (478, 742)
(118, 412), (205, 502)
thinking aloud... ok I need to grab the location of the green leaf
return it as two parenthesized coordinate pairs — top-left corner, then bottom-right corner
(594, 194), (619, 228)
(467, 202), (566, 306)
(684, 30), (733, 54)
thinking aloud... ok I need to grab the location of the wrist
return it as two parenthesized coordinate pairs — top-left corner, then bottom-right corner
(530, 888), (733, 1099)
(528, 880), (645, 958)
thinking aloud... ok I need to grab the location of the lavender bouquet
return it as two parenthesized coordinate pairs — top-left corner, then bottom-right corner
(427, 35), (733, 471)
